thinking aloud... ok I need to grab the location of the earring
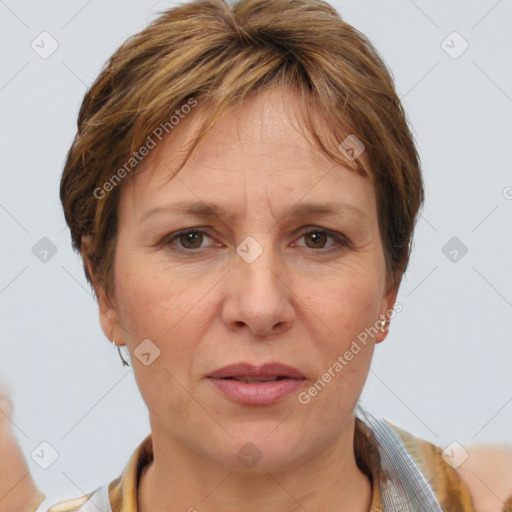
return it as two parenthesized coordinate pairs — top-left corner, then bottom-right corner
(379, 318), (386, 333)
(112, 337), (130, 367)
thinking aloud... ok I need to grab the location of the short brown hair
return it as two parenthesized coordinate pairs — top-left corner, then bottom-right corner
(60, 0), (423, 305)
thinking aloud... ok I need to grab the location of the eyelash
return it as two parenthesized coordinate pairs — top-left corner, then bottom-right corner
(161, 227), (350, 254)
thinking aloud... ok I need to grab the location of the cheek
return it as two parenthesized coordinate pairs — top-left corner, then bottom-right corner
(300, 267), (383, 342)
(113, 255), (214, 395)
(114, 254), (199, 341)
(295, 270), (381, 409)
(113, 262), (205, 421)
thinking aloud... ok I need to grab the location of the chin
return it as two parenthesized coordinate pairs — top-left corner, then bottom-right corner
(204, 427), (313, 474)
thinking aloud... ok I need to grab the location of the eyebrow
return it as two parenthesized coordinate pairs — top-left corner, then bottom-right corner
(140, 200), (367, 223)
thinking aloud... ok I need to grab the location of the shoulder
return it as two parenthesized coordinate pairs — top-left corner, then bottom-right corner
(384, 422), (476, 510)
(388, 422), (512, 512)
(455, 444), (512, 512)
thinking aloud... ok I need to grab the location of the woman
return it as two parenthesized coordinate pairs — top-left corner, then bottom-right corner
(5, 0), (510, 510)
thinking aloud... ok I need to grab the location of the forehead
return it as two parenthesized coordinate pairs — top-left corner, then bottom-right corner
(120, 87), (375, 220)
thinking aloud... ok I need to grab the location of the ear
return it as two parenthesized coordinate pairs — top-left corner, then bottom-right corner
(374, 274), (402, 344)
(81, 236), (124, 346)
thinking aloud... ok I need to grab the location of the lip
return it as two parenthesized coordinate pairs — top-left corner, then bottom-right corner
(207, 362), (305, 379)
(206, 362), (306, 405)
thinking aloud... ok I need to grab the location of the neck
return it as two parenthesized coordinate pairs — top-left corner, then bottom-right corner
(138, 417), (373, 512)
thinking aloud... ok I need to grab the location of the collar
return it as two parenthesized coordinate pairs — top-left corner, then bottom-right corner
(108, 432), (383, 512)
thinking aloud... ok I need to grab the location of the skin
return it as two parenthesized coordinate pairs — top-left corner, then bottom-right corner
(455, 446), (512, 512)
(89, 86), (399, 512)
(0, 383), (44, 512)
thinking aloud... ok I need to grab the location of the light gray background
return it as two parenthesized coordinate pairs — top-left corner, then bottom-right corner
(1, 0), (511, 506)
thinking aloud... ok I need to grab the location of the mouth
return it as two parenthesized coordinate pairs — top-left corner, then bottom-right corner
(206, 363), (306, 405)
(206, 362), (306, 381)
(216, 376), (292, 383)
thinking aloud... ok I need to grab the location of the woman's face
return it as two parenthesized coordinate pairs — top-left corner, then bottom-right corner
(97, 88), (399, 471)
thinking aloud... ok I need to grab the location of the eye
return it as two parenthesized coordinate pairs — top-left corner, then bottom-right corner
(161, 227), (349, 253)
(163, 228), (216, 251)
(294, 228), (349, 251)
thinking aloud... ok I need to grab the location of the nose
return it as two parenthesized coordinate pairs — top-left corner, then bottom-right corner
(221, 242), (295, 338)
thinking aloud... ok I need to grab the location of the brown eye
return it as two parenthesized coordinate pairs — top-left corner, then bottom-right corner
(304, 231), (328, 249)
(163, 229), (213, 251)
(162, 227), (227, 255)
(295, 228), (349, 252)
(177, 230), (205, 249)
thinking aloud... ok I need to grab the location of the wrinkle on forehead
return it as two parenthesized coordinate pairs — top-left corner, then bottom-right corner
(120, 86), (369, 221)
